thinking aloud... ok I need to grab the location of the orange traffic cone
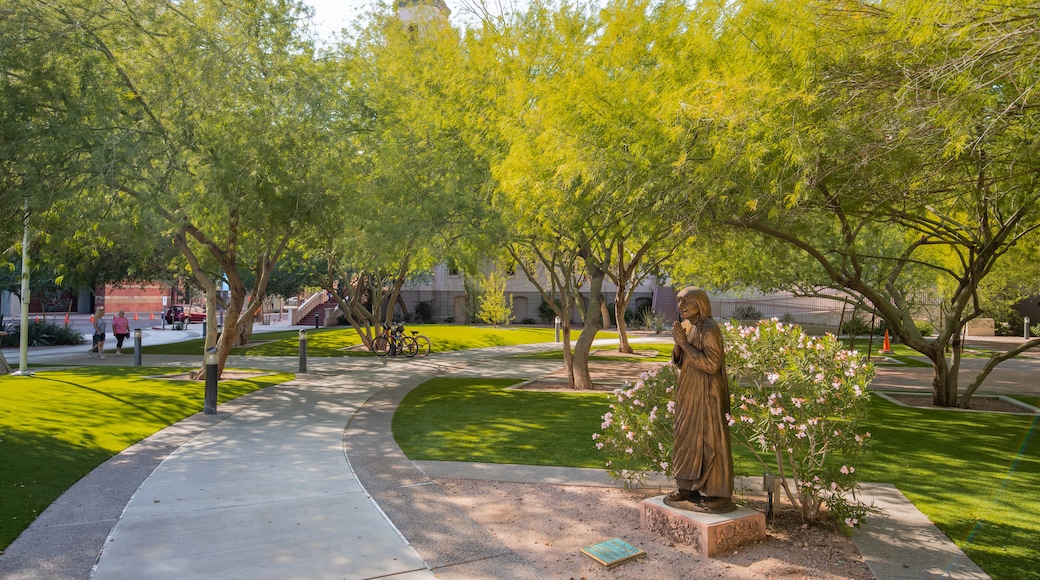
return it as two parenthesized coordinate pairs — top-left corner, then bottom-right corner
(64, 313), (70, 325)
(150, 312), (155, 320)
(134, 312), (139, 320)
(880, 330), (894, 354)
(90, 315), (94, 322)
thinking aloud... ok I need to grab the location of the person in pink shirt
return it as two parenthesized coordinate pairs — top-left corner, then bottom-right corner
(112, 311), (131, 355)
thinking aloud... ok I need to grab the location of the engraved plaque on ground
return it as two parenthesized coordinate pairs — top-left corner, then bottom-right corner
(579, 538), (646, 569)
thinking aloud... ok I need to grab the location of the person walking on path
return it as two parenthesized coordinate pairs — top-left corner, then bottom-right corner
(112, 311), (130, 355)
(89, 309), (107, 359)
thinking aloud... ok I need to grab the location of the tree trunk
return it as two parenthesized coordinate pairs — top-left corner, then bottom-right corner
(571, 264), (606, 390)
(615, 293), (633, 354)
(561, 323), (576, 389)
(928, 354), (959, 407)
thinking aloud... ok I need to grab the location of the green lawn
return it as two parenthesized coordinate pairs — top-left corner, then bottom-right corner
(0, 367), (293, 549)
(856, 397), (1040, 580)
(393, 378), (610, 467)
(392, 378), (1039, 580)
(139, 324), (566, 357)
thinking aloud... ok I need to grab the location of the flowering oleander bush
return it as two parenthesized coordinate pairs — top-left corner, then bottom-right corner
(596, 363), (677, 489)
(723, 319), (875, 528)
(596, 318), (875, 530)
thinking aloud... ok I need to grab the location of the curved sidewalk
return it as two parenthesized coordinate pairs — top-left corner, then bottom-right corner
(0, 343), (1001, 579)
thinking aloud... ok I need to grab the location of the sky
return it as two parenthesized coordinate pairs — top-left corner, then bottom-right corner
(304, 0), (492, 40)
(303, 0), (378, 40)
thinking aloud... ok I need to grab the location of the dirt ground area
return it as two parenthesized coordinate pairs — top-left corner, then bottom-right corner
(437, 479), (874, 579)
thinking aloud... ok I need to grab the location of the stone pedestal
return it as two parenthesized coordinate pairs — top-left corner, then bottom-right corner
(641, 496), (766, 558)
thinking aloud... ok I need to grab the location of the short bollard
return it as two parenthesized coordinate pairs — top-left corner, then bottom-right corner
(555, 316), (561, 343)
(133, 328), (142, 366)
(299, 329), (307, 373)
(204, 347), (218, 414)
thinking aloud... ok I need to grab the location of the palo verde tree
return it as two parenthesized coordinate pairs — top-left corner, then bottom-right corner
(462, 0), (614, 390)
(301, 7), (494, 349)
(455, 0), (709, 386)
(680, 0), (1040, 407)
(1, 1), (127, 370)
(55, 0), (336, 376)
(534, 0), (706, 353)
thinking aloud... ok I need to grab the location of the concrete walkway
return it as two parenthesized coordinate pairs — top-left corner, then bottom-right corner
(1, 332), (1019, 579)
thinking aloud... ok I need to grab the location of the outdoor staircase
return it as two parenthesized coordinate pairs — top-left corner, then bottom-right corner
(653, 286), (678, 322)
(298, 300), (340, 327)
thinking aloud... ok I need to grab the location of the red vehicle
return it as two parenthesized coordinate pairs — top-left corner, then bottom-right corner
(164, 304), (207, 324)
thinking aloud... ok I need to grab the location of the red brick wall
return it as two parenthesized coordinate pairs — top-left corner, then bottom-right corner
(99, 283), (171, 317)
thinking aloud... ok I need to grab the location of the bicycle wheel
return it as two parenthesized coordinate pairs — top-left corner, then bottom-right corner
(400, 336), (419, 358)
(372, 336), (391, 357)
(413, 335), (431, 358)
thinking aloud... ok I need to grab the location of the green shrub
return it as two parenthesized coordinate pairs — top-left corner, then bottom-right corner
(724, 319), (875, 528)
(598, 319), (876, 530)
(414, 301), (435, 324)
(638, 307), (665, 333)
(914, 319), (935, 337)
(50, 324), (86, 345)
(732, 303), (763, 320)
(597, 364), (678, 487)
(840, 317), (873, 337)
(538, 300), (559, 324)
(0, 320), (86, 348)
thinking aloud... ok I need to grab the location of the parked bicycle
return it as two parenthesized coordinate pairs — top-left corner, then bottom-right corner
(409, 329), (431, 358)
(371, 322), (431, 358)
(373, 322), (414, 357)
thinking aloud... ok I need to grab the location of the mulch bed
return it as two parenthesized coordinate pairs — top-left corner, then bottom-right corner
(883, 392), (1037, 414)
